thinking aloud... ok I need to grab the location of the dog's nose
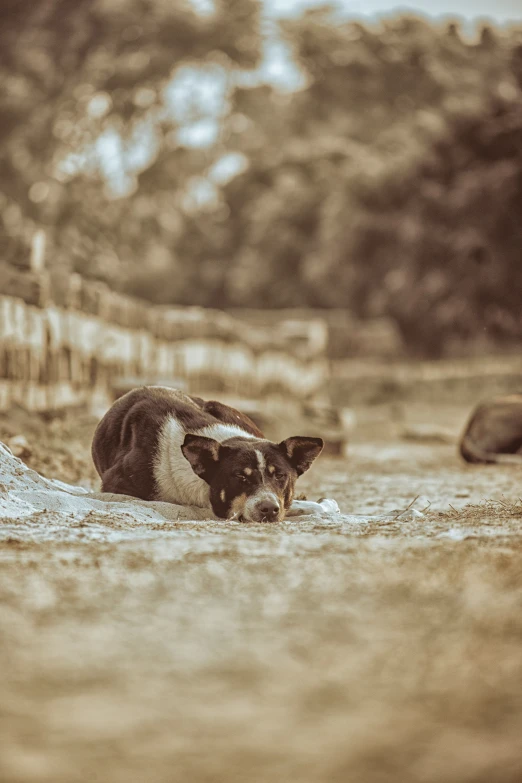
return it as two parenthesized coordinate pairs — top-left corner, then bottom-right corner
(256, 499), (280, 520)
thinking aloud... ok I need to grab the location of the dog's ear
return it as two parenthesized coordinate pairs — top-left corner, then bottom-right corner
(181, 434), (222, 483)
(279, 436), (324, 476)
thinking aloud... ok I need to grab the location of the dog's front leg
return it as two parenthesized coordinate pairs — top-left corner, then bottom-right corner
(286, 498), (340, 518)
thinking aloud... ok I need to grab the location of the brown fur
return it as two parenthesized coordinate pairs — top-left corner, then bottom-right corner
(91, 387), (264, 500)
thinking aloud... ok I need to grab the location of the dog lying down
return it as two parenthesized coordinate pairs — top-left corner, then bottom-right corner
(460, 394), (522, 464)
(92, 387), (340, 522)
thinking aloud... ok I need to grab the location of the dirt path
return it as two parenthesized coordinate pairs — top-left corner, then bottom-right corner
(1, 403), (522, 783)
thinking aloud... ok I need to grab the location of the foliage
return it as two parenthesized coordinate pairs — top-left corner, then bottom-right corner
(1, 1), (522, 355)
(348, 96), (522, 354)
(0, 0), (261, 265)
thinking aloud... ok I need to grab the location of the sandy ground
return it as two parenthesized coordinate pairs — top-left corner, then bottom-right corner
(1, 400), (522, 782)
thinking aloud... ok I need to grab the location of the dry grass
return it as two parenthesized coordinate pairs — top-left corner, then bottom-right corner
(2, 403), (522, 782)
(439, 497), (522, 522)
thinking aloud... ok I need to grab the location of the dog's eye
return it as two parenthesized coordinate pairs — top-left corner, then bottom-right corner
(236, 473), (248, 482)
(275, 472), (285, 481)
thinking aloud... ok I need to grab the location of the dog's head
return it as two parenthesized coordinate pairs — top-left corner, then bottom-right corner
(181, 434), (324, 522)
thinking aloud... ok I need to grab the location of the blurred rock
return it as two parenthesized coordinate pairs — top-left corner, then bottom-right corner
(7, 434), (32, 460)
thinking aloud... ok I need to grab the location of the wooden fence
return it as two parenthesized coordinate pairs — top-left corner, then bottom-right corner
(0, 266), (329, 412)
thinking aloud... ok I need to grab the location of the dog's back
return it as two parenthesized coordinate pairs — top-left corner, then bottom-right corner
(91, 386), (263, 499)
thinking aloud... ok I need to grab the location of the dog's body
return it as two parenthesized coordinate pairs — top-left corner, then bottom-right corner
(92, 386), (337, 522)
(460, 394), (522, 464)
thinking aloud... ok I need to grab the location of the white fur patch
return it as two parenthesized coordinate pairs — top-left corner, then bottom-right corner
(199, 423), (257, 443)
(220, 489), (226, 503)
(154, 416), (257, 509)
(255, 450), (266, 473)
(154, 417), (210, 507)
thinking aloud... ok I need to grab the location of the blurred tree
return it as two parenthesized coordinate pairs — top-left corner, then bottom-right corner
(0, 0), (261, 267)
(2, 1), (522, 356)
(348, 95), (522, 355)
(191, 9), (522, 328)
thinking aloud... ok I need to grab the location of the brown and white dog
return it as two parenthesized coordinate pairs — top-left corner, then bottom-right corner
(92, 386), (339, 522)
(460, 394), (522, 464)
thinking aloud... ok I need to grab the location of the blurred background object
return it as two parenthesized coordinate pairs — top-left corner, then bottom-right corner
(0, 0), (521, 433)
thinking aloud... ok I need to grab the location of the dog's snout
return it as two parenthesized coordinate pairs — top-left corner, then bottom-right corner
(242, 492), (282, 523)
(256, 498), (280, 520)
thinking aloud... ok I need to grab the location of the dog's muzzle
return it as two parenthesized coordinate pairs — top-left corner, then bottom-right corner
(242, 492), (282, 523)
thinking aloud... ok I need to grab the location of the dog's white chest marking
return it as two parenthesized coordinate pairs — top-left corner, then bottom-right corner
(154, 417), (255, 507)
